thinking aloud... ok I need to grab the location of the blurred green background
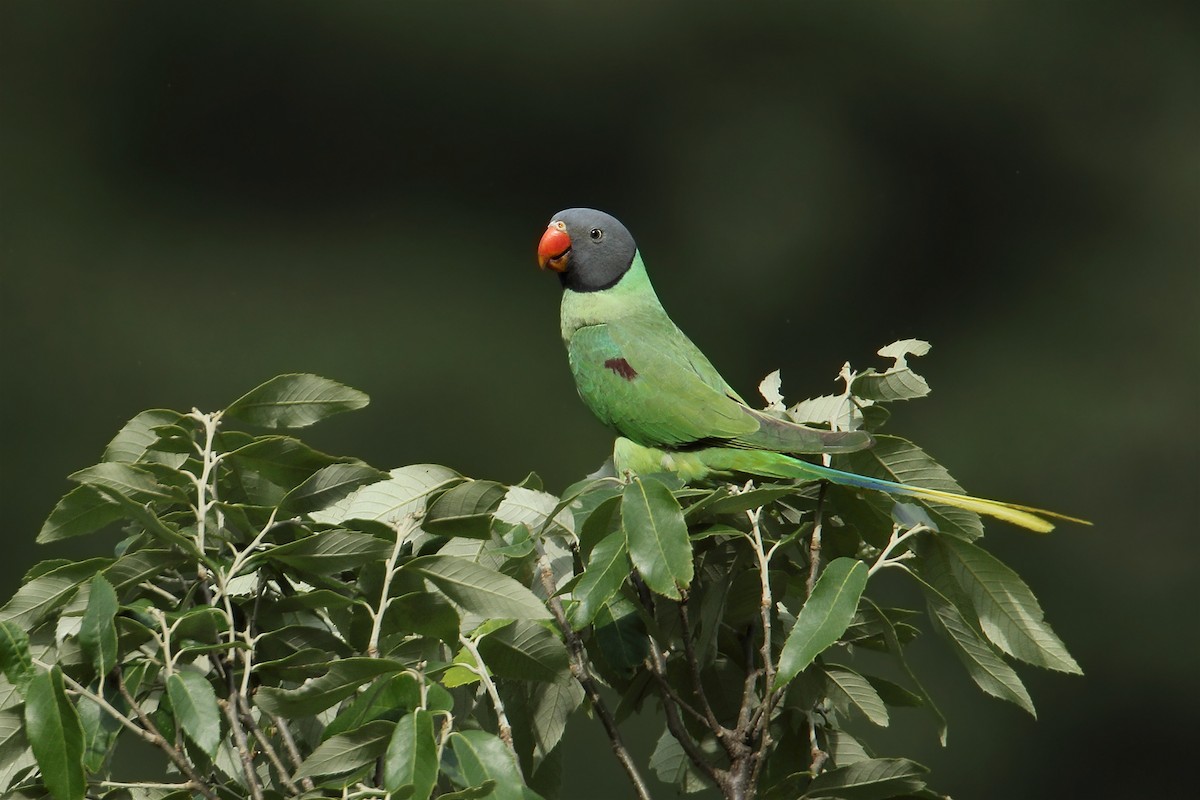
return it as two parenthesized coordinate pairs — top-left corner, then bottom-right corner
(2, 2), (1196, 797)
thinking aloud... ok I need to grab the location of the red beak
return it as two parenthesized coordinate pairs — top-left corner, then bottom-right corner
(537, 223), (572, 272)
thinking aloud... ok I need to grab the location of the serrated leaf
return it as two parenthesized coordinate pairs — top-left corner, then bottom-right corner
(383, 709), (436, 798)
(76, 693), (120, 773)
(775, 558), (868, 690)
(225, 373), (368, 429)
(494, 486), (574, 539)
(262, 530), (392, 574)
(311, 464), (461, 526)
(0, 559), (110, 630)
(567, 532), (629, 630)
(450, 730), (544, 800)
(256, 658), (405, 718)
(923, 588), (1035, 716)
(527, 677), (584, 764)
(802, 756), (928, 799)
(385, 591), (461, 643)
(477, 620), (568, 683)
(622, 476), (692, 600)
(25, 667), (85, 800)
(278, 462), (391, 516)
(322, 672), (420, 742)
(824, 665), (889, 727)
(0, 707), (34, 791)
(0, 623), (33, 692)
(835, 435), (984, 541)
(593, 598), (647, 673)
(425, 480), (508, 539)
(789, 393), (869, 431)
(939, 537), (1081, 673)
(404, 555), (550, 620)
(759, 369), (785, 410)
(103, 409), (188, 466)
(103, 549), (187, 590)
(227, 435), (352, 490)
(166, 671), (221, 758)
(78, 575), (118, 678)
(649, 727), (710, 793)
(36, 485), (125, 544)
(294, 719), (393, 780)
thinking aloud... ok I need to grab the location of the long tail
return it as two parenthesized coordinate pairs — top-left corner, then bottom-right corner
(702, 449), (1089, 533)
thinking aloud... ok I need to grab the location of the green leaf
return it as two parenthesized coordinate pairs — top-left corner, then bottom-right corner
(256, 658), (405, 718)
(385, 592), (461, 644)
(924, 588), (1036, 716)
(226, 436), (352, 489)
(103, 549), (187, 590)
(0, 624), (33, 692)
(76, 693), (120, 773)
(281, 462), (390, 514)
(449, 729), (544, 800)
(425, 480), (508, 539)
(774, 558), (868, 690)
(404, 555), (550, 620)
(0, 559), (110, 630)
(526, 677), (584, 764)
(311, 464), (461, 526)
(622, 476), (692, 600)
(802, 757), (928, 799)
(835, 435), (984, 541)
(25, 667), (85, 800)
(859, 597), (947, 745)
(294, 719), (393, 780)
(824, 665), (889, 727)
(649, 727), (710, 793)
(494, 486), (575, 539)
(567, 532), (629, 630)
(850, 339), (932, 403)
(68, 462), (171, 502)
(78, 575), (118, 678)
(0, 707), (35, 791)
(939, 537), (1081, 673)
(322, 672), (420, 741)
(262, 530), (393, 574)
(383, 709), (436, 798)
(225, 373), (369, 429)
(36, 485), (125, 544)
(166, 671), (222, 757)
(102, 409), (188, 466)
(477, 620), (569, 683)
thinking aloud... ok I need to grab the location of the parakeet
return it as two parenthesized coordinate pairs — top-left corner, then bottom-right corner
(537, 207), (1085, 532)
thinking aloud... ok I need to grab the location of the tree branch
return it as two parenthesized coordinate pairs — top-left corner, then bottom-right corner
(534, 545), (654, 800)
(220, 697), (265, 800)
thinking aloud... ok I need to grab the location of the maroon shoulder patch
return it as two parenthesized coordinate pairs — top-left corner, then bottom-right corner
(604, 357), (639, 381)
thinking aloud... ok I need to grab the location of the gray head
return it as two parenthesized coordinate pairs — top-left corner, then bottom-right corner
(536, 208), (637, 293)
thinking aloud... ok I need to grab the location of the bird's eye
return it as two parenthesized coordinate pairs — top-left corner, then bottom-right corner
(589, 228), (604, 241)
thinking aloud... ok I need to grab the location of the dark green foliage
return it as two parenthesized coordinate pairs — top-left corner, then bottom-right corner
(0, 356), (1079, 799)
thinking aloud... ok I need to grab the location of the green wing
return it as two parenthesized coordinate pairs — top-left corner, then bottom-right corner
(568, 317), (870, 453)
(568, 320), (757, 448)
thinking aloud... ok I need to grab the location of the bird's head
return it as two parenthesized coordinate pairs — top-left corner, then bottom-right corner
(537, 208), (636, 292)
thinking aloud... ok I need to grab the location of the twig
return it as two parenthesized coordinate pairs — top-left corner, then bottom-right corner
(805, 483), (828, 598)
(220, 697), (265, 800)
(868, 523), (927, 576)
(112, 669), (220, 800)
(458, 633), (519, 766)
(237, 693), (300, 796)
(678, 598), (737, 757)
(368, 513), (421, 658)
(643, 632), (723, 788)
(534, 545), (654, 800)
(808, 711), (830, 775)
(271, 712), (316, 792)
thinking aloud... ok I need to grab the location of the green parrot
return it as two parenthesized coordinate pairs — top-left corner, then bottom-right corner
(537, 207), (1085, 533)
